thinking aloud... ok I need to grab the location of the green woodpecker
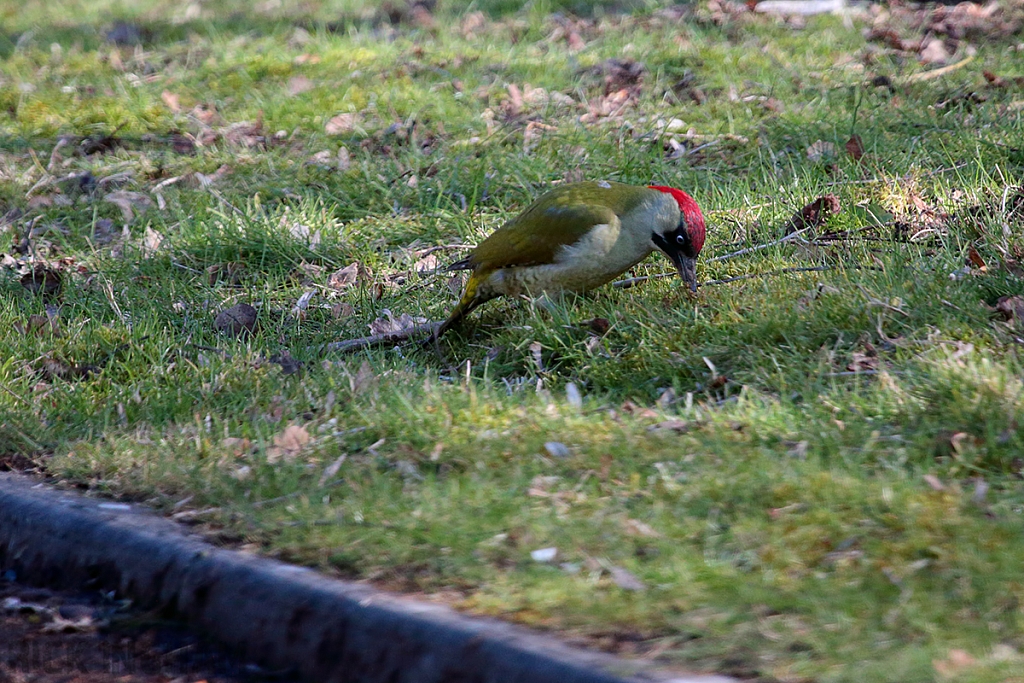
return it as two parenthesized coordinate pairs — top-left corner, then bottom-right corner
(430, 180), (706, 341)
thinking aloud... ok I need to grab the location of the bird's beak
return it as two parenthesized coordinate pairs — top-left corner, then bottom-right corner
(666, 251), (698, 292)
(678, 255), (698, 292)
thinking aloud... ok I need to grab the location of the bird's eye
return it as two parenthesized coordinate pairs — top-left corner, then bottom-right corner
(676, 234), (686, 245)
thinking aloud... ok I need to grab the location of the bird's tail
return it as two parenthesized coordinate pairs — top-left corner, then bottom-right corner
(425, 272), (488, 345)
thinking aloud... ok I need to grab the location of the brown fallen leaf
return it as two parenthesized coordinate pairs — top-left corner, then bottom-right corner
(287, 75), (314, 96)
(104, 190), (153, 223)
(331, 302), (355, 318)
(847, 351), (878, 372)
(806, 140), (837, 163)
(14, 311), (60, 336)
(266, 424), (311, 463)
(623, 519), (660, 538)
(327, 262), (364, 288)
(20, 266), (62, 299)
(207, 262), (246, 286)
(350, 359), (375, 394)
(290, 290), (315, 319)
(413, 253), (440, 274)
(783, 194), (841, 235)
(141, 226), (165, 257)
(269, 350), (302, 375)
(648, 419), (698, 433)
(368, 309), (427, 336)
(161, 90), (181, 113)
(919, 38), (950, 65)
(966, 246), (987, 271)
(933, 648), (976, 678)
(845, 134), (864, 161)
(608, 565), (646, 591)
(325, 113), (357, 135)
(221, 117), (265, 148)
(995, 295), (1024, 323)
(923, 473), (945, 491)
(583, 317), (611, 335)
(220, 437), (252, 457)
(336, 146), (351, 171)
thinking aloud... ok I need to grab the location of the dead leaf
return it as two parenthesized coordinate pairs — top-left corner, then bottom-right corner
(845, 134), (864, 161)
(350, 360), (374, 394)
(194, 164), (231, 187)
(933, 649), (976, 678)
(20, 266), (62, 298)
(306, 150), (333, 166)
(919, 38), (950, 65)
(287, 75), (314, 96)
(325, 113), (357, 135)
(806, 140), (837, 163)
(336, 146), (351, 171)
(90, 218), (121, 245)
(447, 273), (466, 298)
(413, 253), (440, 274)
(290, 290), (315, 318)
(995, 295), (1024, 322)
(15, 311), (60, 337)
(206, 262), (245, 286)
(220, 437), (252, 456)
(319, 454), (347, 486)
(266, 424), (311, 464)
(331, 302), (355, 318)
(269, 350), (302, 375)
(104, 190), (152, 223)
(608, 565), (646, 591)
(221, 117), (264, 148)
(583, 317), (611, 335)
(161, 90), (181, 113)
(966, 246), (987, 271)
(847, 351), (879, 372)
(923, 473), (945, 491)
(368, 309), (426, 335)
(623, 519), (660, 538)
(141, 226), (165, 257)
(783, 194), (841, 234)
(529, 341), (545, 372)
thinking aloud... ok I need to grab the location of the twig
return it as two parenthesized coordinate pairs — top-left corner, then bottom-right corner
(701, 265), (836, 287)
(906, 54), (974, 83)
(707, 225), (813, 263)
(0, 380), (32, 406)
(615, 265), (842, 289)
(412, 244), (469, 257)
(319, 321), (442, 355)
(613, 227), (815, 288)
(207, 188), (245, 216)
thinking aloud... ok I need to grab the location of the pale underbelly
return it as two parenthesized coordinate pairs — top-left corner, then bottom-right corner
(480, 257), (647, 298)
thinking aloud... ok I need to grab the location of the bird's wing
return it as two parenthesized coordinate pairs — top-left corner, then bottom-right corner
(463, 182), (655, 271)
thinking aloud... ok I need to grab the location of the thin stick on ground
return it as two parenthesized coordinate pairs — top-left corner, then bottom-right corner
(701, 265), (835, 287)
(320, 321), (442, 354)
(612, 226), (813, 289)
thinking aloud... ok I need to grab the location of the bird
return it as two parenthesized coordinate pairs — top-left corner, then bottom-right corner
(428, 180), (706, 342)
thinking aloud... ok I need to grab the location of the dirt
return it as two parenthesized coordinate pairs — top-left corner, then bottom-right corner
(0, 577), (298, 683)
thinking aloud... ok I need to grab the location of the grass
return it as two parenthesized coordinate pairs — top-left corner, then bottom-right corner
(3, 0), (1024, 680)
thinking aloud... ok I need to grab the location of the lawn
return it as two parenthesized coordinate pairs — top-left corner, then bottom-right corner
(2, 0), (1024, 680)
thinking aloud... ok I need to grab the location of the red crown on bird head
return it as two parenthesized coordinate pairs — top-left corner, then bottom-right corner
(648, 185), (706, 256)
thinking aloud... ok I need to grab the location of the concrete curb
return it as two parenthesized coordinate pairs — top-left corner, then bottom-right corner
(0, 473), (734, 683)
